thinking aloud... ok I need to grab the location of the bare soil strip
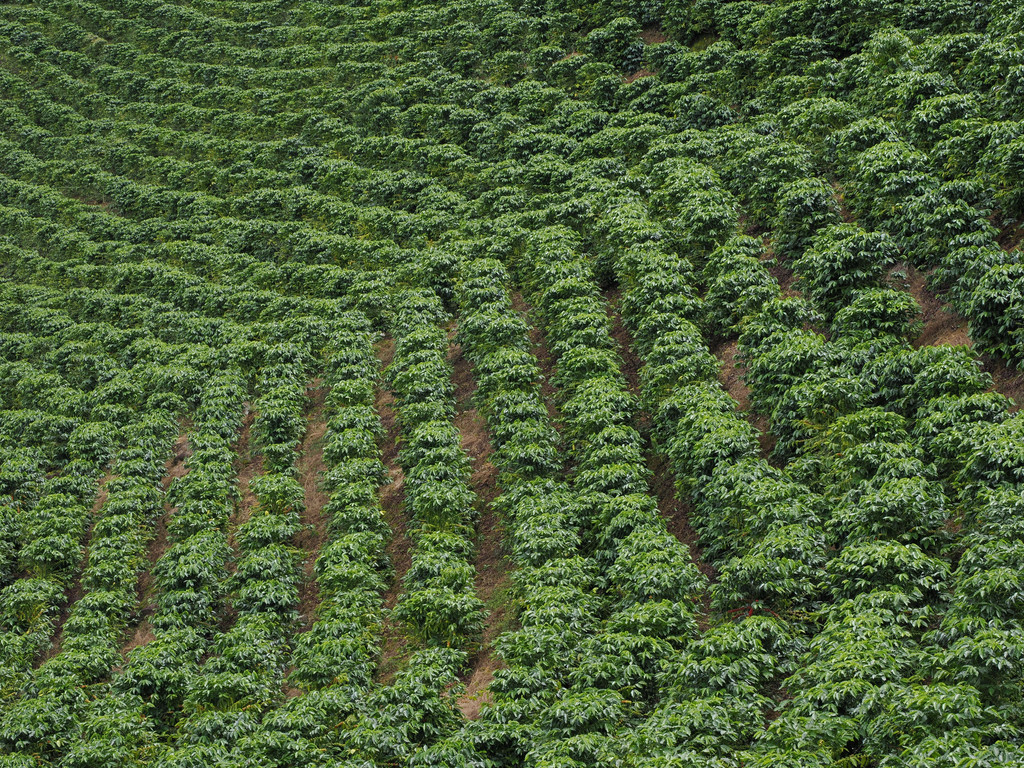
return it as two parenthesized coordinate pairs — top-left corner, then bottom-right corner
(122, 429), (192, 656)
(195, 405), (262, 638)
(603, 288), (641, 394)
(449, 335), (510, 719)
(998, 217), (1023, 254)
(904, 264), (973, 349)
(374, 337), (413, 684)
(232, 405), (264, 539)
(765, 259), (800, 298)
(294, 379), (329, 632)
(640, 24), (667, 45)
(986, 360), (1024, 414)
(903, 264), (1024, 412)
(601, 289), (736, 577)
(511, 292), (562, 429)
(40, 471), (117, 664)
(647, 451), (718, 592)
(711, 339), (776, 458)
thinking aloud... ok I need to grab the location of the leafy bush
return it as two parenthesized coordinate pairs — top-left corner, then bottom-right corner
(831, 288), (920, 339)
(793, 225), (899, 316)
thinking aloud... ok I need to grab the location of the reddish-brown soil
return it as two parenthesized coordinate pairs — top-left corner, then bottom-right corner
(833, 182), (856, 224)
(903, 265), (973, 349)
(648, 451), (717, 585)
(641, 24), (668, 45)
(449, 340), (501, 513)
(997, 217), (1023, 253)
(766, 259), (800, 298)
(448, 334), (511, 719)
(459, 650), (504, 720)
(154, 430), (193, 551)
(123, 620), (156, 655)
(899, 264), (1022, 411)
(231, 406), (264, 537)
(711, 339), (775, 457)
(985, 358), (1024, 414)
(209, 408), (262, 636)
(376, 351), (409, 612)
(600, 291), (718, 584)
(511, 292), (562, 428)
(40, 472), (117, 665)
(624, 68), (656, 84)
(374, 337), (413, 684)
(740, 215), (767, 239)
(374, 623), (407, 686)
(758, 236), (801, 298)
(295, 379), (330, 632)
(164, 431), (193, 488)
(603, 288), (641, 394)
(713, 339), (750, 411)
(123, 428), (193, 657)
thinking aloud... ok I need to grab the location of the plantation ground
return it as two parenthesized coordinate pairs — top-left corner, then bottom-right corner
(1, 0), (1023, 765)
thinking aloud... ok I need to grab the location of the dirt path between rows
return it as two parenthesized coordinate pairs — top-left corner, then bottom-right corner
(374, 337), (413, 684)
(123, 427), (193, 656)
(40, 469), (118, 665)
(449, 334), (509, 719)
(511, 292), (562, 431)
(904, 264), (1024, 411)
(601, 288), (723, 579)
(295, 379), (329, 632)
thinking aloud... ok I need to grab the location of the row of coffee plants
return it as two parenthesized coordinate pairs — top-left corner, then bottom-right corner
(516, 226), (713, 762)
(339, 289), (486, 762)
(0, 411), (179, 763)
(0, 199), (352, 396)
(587, 148), (1024, 762)
(623, 10), (1024, 363)
(327, 3), (1024, 758)
(0, 331), (99, 641)
(0, 278), (206, 720)
(512, 109), (1024, 765)
(0, 33), (411, 761)
(0, 285), (221, 760)
(386, 290), (484, 653)
(536, 183), (811, 762)
(0, 6), (511, 764)
(160, 345), (308, 760)
(73, 368), (248, 764)
(0, 71), (457, 320)
(0, 437), (100, 673)
(8, 296), (256, 765)
(452, 248), (620, 764)
(446, 233), (710, 763)
(0, 7), (508, 268)
(251, 316), (392, 765)
(442, 4), (1023, 359)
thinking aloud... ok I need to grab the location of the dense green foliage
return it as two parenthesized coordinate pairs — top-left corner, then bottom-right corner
(0, 0), (1022, 764)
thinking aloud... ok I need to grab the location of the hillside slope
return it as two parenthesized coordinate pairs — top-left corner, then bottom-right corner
(0, 0), (1022, 765)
